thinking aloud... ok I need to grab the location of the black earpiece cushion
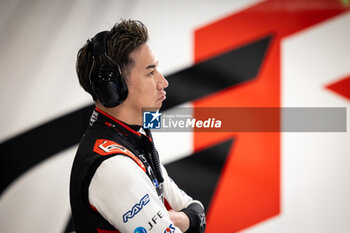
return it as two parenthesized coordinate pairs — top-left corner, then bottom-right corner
(92, 67), (128, 107)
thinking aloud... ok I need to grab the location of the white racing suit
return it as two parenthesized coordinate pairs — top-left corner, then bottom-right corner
(69, 108), (206, 233)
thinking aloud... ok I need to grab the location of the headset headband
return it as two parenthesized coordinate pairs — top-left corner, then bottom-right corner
(91, 31), (109, 58)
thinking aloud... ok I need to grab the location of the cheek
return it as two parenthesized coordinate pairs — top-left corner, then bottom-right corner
(140, 80), (156, 94)
(126, 77), (157, 103)
(126, 78), (142, 95)
(142, 85), (156, 101)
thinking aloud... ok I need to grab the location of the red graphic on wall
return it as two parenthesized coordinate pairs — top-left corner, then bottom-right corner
(193, 0), (349, 232)
(326, 74), (350, 101)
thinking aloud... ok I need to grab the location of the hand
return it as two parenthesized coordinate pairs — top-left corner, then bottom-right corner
(168, 210), (190, 232)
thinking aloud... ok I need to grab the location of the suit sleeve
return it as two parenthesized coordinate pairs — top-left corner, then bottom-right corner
(89, 156), (183, 233)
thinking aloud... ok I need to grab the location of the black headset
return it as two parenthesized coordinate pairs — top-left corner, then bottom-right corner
(88, 31), (128, 108)
(88, 32), (164, 184)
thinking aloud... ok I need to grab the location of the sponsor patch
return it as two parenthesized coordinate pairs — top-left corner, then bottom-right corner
(123, 194), (150, 223)
(93, 139), (146, 171)
(164, 224), (175, 233)
(147, 210), (164, 231)
(134, 227), (147, 233)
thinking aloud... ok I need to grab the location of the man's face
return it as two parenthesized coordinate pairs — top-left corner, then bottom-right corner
(124, 43), (168, 111)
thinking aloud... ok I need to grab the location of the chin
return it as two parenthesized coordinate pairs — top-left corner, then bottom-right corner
(153, 102), (162, 109)
(142, 104), (161, 111)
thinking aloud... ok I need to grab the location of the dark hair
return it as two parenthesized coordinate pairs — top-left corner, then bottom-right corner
(76, 19), (148, 100)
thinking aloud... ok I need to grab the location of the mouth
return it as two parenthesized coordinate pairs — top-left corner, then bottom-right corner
(157, 92), (166, 102)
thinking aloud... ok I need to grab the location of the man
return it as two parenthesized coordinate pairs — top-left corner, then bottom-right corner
(70, 19), (206, 233)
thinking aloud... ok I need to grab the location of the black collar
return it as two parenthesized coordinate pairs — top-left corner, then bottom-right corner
(94, 108), (142, 136)
(91, 108), (164, 184)
(92, 108), (153, 153)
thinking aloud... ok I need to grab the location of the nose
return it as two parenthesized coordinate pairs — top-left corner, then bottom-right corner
(157, 73), (169, 90)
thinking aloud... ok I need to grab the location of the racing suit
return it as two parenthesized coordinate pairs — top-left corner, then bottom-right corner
(70, 108), (206, 233)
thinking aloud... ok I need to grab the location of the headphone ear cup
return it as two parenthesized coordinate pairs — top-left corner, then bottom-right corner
(92, 66), (128, 107)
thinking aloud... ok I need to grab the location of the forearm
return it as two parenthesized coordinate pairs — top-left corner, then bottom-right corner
(168, 210), (190, 232)
(168, 202), (206, 233)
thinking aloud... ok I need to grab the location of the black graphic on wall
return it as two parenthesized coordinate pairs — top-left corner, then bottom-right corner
(0, 36), (271, 195)
(165, 139), (234, 211)
(162, 36), (272, 109)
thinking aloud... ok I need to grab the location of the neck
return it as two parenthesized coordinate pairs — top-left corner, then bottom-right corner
(95, 102), (142, 126)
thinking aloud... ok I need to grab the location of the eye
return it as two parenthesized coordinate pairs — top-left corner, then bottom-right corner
(147, 70), (155, 76)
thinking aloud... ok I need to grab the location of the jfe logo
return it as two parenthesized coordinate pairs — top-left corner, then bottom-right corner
(143, 110), (161, 129)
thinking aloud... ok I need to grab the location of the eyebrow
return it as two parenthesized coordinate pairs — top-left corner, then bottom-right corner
(145, 61), (159, 69)
(145, 64), (156, 69)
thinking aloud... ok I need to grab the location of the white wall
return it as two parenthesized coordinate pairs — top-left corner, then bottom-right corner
(1, 0), (349, 232)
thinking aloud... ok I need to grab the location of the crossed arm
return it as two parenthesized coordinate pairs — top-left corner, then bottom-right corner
(89, 155), (205, 233)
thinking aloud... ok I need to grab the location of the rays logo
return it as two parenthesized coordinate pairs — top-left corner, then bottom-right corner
(123, 194), (150, 223)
